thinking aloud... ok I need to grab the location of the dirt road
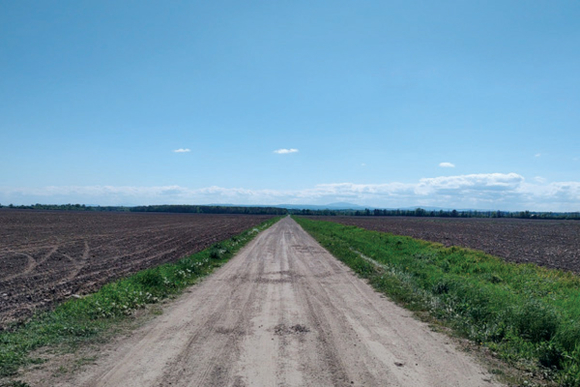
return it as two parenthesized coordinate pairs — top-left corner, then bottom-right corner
(65, 217), (501, 386)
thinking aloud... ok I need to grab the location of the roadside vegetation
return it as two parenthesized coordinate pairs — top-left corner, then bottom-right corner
(0, 217), (281, 382)
(294, 216), (580, 386)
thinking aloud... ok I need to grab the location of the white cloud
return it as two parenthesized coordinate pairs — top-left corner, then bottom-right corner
(273, 148), (299, 154)
(535, 153), (542, 158)
(2, 173), (579, 211)
(418, 173), (524, 192)
(534, 176), (546, 183)
(173, 148), (191, 153)
(439, 162), (455, 168)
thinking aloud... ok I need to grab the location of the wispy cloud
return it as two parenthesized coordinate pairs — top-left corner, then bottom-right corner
(273, 148), (299, 154)
(173, 148), (191, 153)
(535, 153), (542, 158)
(439, 162), (455, 168)
(2, 173), (579, 211)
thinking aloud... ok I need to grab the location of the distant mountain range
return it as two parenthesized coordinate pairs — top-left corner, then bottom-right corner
(276, 202), (368, 210)
(209, 202), (492, 212)
(207, 202), (366, 210)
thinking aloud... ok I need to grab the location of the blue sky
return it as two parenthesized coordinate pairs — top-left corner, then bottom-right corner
(1, 1), (579, 211)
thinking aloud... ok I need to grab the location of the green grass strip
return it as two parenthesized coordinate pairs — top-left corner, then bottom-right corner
(294, 216), (580, 387)
(0, 216), (281, 379)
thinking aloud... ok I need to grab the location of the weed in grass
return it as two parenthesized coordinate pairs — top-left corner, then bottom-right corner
(53, 365), (68, 376)
(75, 356), (97, 367)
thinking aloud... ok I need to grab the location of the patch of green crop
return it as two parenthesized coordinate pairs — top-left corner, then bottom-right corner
(294, 216), (580, 386)
(0, 216), (281, 382)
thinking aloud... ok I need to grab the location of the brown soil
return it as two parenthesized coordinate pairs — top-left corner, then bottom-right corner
(312, 216), (580, 272)
(30, 217), (501, 386)
(0, 210), (274, 327)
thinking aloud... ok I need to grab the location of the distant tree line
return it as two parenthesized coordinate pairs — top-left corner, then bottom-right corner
(288, 208), (580, 220)
(129, 205), (287, 215)
(0, 203), (287, 215)
(0, 203), (128, 211)
(1, 203), (578, 219)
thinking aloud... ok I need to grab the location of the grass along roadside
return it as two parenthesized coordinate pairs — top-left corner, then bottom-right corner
(294, 216), (580, 387)
(0, 216), (281, 382)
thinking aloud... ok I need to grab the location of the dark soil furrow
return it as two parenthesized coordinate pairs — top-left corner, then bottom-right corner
(0, 210), (274, 327)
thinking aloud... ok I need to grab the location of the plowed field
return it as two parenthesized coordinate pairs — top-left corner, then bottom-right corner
(0, 210), (274, 327)
(312, 216), (580, 273)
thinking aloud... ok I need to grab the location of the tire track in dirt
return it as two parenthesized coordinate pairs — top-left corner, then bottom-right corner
(1, 252), (36, 282)
(2, 245), (59, 283)
(42, 217), (504, 387)
(63, 241), (90, 281)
